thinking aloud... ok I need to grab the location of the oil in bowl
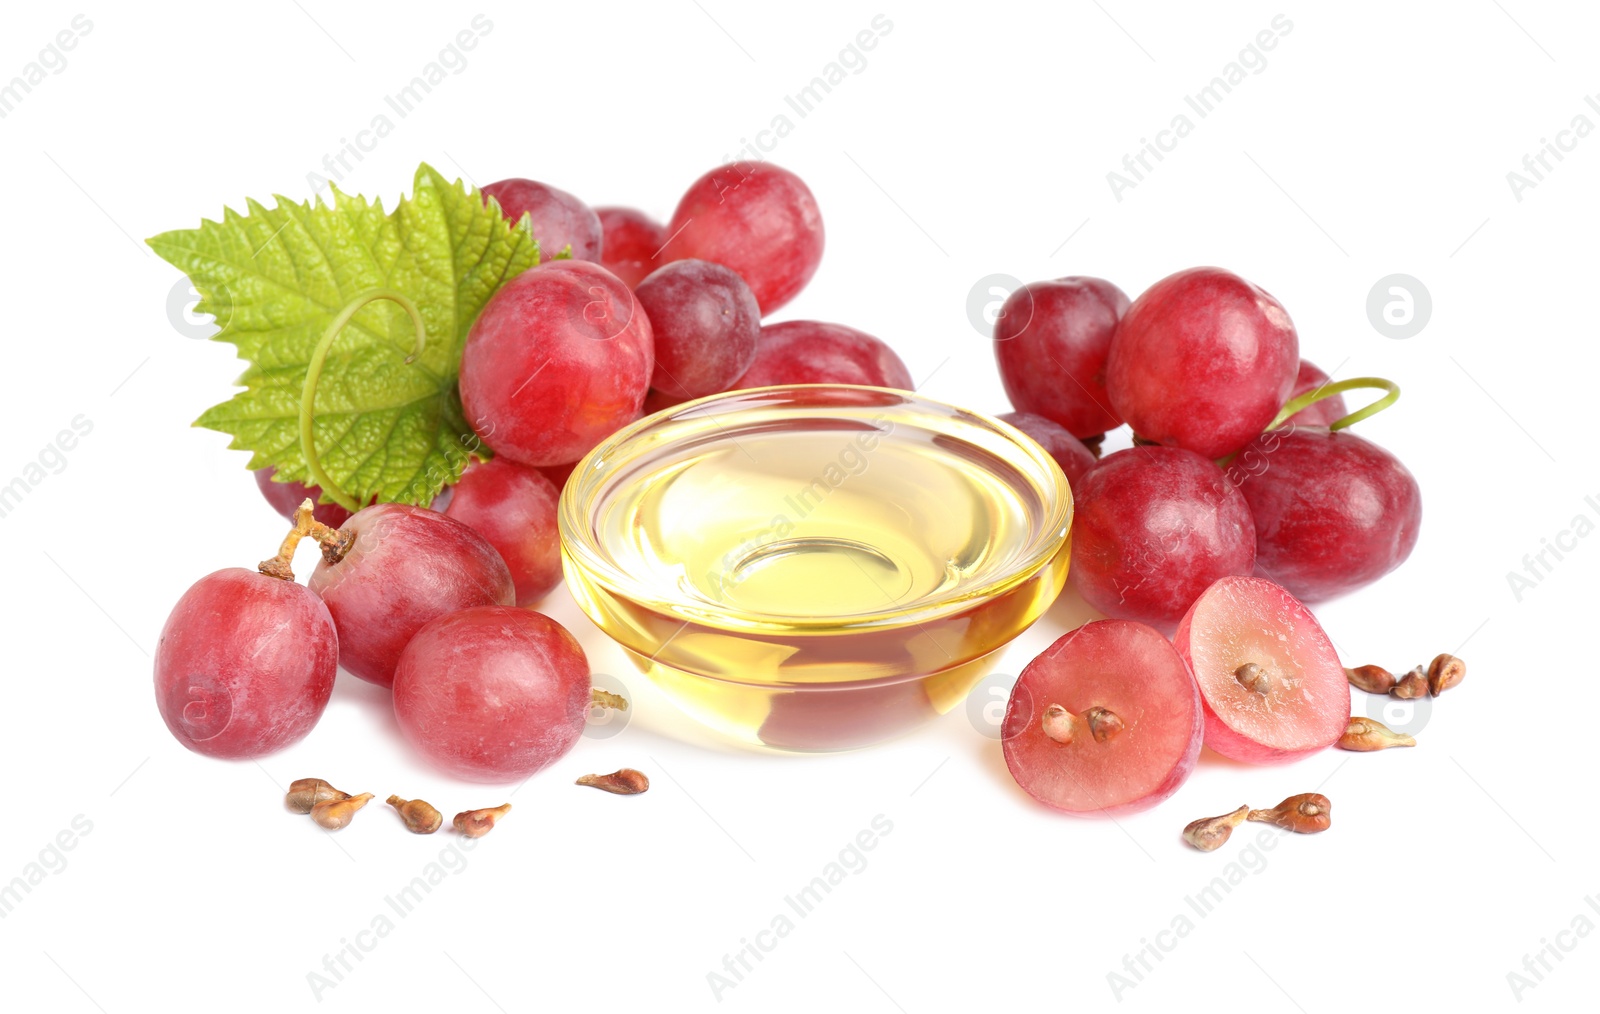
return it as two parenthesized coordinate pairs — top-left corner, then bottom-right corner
(559, 385), (1073, 751)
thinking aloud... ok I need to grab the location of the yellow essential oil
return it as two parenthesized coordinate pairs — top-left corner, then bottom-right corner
(560, 385), (1072, 751)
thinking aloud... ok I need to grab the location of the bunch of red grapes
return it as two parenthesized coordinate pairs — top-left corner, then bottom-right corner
(990, 269), (1423, 814)
(157, 160), (912, 780)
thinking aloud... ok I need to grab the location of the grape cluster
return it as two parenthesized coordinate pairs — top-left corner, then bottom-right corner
(994, 266), (1425, 814)
(163, 160), (910, 780)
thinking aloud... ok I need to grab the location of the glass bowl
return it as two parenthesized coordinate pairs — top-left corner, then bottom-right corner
(558, 385), (1073, 751)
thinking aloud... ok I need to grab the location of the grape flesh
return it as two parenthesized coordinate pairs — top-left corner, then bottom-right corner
(733, 320), (913, 390)
(460, 259), (654, 466)
(1285, 359), (1349, 428)
(154, 568), (337, 758)
(1069, 447), (1256, 629)
(444, 458), (563, 605)
(1002, 619), (1202, 814)
(1106, 267), (1298, 458)
(1174, 575), (1349, 763)
(1227, 427), (1421, 601)
(663, 162), (823, 315)
(308, 504), (514, 687)
(393, 606), (590, 782)
(596, 206), (666, 288)
(635, 259), (760, 398)
(994, 276), (1128, 439)
(254, 468), (352, 527)
(996, 411), (1097, 492)
(483, 178), (603, 262)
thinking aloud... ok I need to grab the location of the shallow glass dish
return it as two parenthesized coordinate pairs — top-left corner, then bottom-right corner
(559, 385), (1073, 751)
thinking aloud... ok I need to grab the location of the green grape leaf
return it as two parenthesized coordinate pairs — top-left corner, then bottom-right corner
(148, 163), (539, 505)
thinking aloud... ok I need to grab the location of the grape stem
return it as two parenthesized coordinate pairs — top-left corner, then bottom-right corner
(1268, 376), (1400, 432)
(257, 499), (355, 580)
(299, 289), (428, 512)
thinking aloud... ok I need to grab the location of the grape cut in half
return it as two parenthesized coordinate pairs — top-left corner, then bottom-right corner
(1173, 576), (1350, 764)
(1002, 619), (1203, 815)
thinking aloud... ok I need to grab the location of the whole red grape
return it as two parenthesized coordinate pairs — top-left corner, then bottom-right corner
(460, 260), (654, 466)
(994, 277), (1128, 439)
(636, 259), (761, 398)
(1227, 427), (1421, 601)
(1070, 446), (1256, 629)
(308, 503), (514, 687)
(596, 206), (666, 287)
(445, 457), (563, 605)
(996, 411), (1097, 491)
(154, 568), (337, 758)
(393, 606), (590, 783)
(664, 162), (823, 315)
(734, 320), (912, 390)
(1106, 267), (1298, 458)
(483, 178), (603, 262)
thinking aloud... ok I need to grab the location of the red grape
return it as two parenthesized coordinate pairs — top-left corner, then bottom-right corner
(1285, 359), (1349, 428)
(1069, 446), (1255, 629)
(733, 320), (912, 390)
(460, 259), (654, 466)
(154, 568), (337, 758)
(663, 162), (823, 315)
(253, 468), (352, 527)
(1107, 267), (1298, 458)
(1002, 620), (1202, 814)
(635, 259), (760, 398)
(483, 178), (603, 262)
(1227, 427), (1421, 601)
(444, 457), (563, 605)
(596, 206), (666, 287)
(308, 503), (514, 687)
(1174, 576), (1349, 763)
(994, 277), (1128, 439)
(393, 606), (590, 782)
(996, 411), (1097, 491)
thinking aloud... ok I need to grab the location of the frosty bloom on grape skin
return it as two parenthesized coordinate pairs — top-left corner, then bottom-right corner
(154, 569), (337, 759)
(393, 606), (591, 782)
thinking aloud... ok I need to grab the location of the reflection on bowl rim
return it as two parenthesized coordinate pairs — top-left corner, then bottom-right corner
(557, 383), (1073, 634)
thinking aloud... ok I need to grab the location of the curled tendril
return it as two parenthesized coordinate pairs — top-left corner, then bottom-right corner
(298, 290), (427, 511)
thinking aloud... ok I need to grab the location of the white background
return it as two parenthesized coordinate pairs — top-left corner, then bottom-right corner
(0, 2), (1594, 1011)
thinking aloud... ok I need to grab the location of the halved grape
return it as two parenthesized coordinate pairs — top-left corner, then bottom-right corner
(154, 568), (337, 758)
(663, 162), (823, 315)
(1002, 619), (1202, 815)
(308, 504), (514, 687)
(1069, 447), (1255, 629)
(393, 606), (590, 782)
(1174, 576), (1349, 763)
(1227, 427), (1421, 601)
(483, 178), (603, 262)
(994, 276), (1128, 439)
(460, 260), (654, 466)
(1106, 267), (1298, 458)
(733, 320), (912, 389)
